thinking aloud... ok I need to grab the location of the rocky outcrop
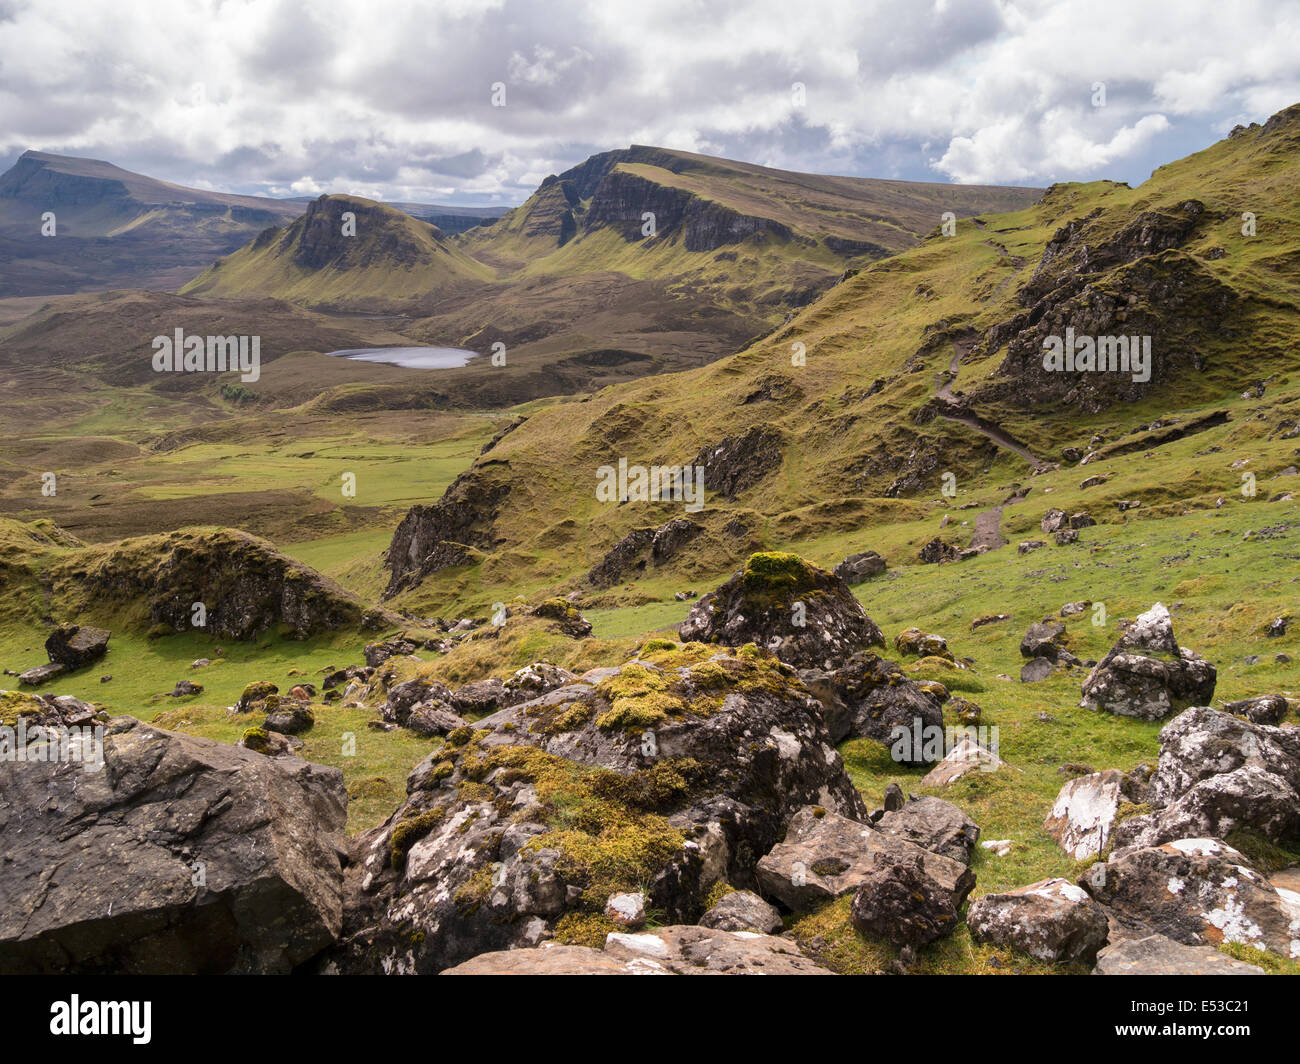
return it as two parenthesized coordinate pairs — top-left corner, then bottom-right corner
(327, 646), (864, 973)
(680, 552), (885, 671)
(587, 519), (704, 589)
(0, 717), (347, 974)
(384, 468), (508, 596)
(693, 427), (784, 497)
(968, 878), (1110, 964)
(1080, 603), (1216, 719)
(584, 167), (795, 252)
(54, 528), (393, 640)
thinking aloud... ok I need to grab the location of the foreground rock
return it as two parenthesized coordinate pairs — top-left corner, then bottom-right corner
(1080, 603), (1216, 720)
(1081, 838), (1300, 959)
(445, 926), (833, 975)
(680, 552), (885, 670)
(327, 646), (864, 973)
(968, 878), (1110, 964)
(755, 806), (974, 913)
(1111, 707), (1300, 850)
(0, 717), (347, 974)
(1093, 934), (1265, 975)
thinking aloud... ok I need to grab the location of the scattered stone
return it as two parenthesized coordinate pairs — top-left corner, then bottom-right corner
(1054, 529), (1079, 546)
(876, 796), (981, 864)
(981, 840), (1013, 857)
(604, 892), (647, 930)
(833, 551), (887, 585)
(235, 681), (279, 713)
(850, 851), (959, 949)
(264, 704), (315, 735)
(970, 613), (1012, 630)
(1041, 508), (1068, 534)
(1018, 539), (1047, 554)
(918, 537), (961, 565)
(1266, 617), (1288, 638)
(1020, 657), (1056, 683)
(18, 663), (67, 686)
(698, 890), (782, 934)
(1060, 600), (1091, 616)
(1070, 512), (1096, 528)
(968, 878), (1110, 964)
(894, 627), (951, 659)
(918, 736), (1005, 787)
(1222, 694), (1288, 725)
(170, 680), (203, 697)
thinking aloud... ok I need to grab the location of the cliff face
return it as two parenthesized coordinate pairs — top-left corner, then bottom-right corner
(285, 195), (446, 270)
(583, 168), (794, 251)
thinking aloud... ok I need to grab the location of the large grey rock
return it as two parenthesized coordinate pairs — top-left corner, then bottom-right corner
(1080, 603), (1216, 720)
(755, 806), (974, 912)
(0, 716), (347, 974)
(968, 878), (1110, 963)
(1081, 838), (1300, 959)
(1093, 934), (1265, 975)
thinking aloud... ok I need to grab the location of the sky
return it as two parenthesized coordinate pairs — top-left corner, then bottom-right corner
(2, 0), (1298, 207)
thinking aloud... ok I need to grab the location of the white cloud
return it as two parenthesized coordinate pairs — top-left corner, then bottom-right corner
(0, 0), (1296, 202)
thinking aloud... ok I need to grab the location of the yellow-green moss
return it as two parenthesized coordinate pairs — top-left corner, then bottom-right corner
(389, 808), (446, 869)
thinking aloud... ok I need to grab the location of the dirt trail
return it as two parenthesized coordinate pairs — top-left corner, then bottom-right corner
(931, 334), (1046, 550)
(932, 336), (1048, 471)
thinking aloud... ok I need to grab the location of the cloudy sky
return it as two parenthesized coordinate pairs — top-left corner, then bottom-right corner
(2, 0), (1298, 207)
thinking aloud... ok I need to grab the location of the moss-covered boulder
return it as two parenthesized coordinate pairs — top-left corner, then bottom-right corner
(679, 552), (886, 670)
